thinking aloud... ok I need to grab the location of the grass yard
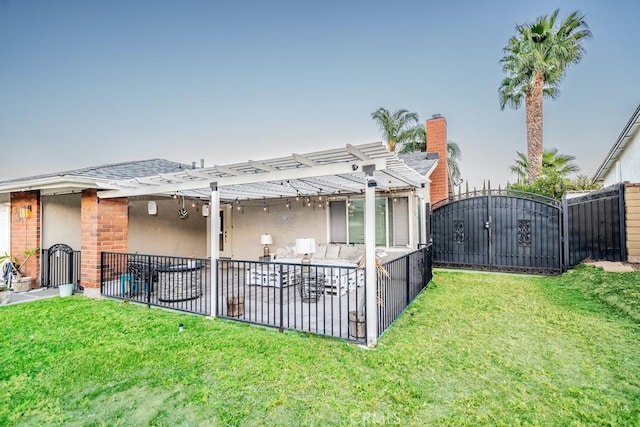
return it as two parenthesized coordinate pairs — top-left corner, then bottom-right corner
(1, 266), (639, 425)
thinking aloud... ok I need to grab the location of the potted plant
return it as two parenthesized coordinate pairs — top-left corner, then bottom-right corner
(0, 247), (40, 292)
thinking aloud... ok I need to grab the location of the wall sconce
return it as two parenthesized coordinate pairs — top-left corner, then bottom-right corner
(19, 205), (32, 219)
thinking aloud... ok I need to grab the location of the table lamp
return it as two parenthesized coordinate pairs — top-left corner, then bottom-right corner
(260, 234), (273, 257)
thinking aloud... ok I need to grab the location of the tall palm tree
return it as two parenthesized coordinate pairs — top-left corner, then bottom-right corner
(371, 107), (421, 152)
(499, 9), (591, 183)
(510, 148), (580, 183)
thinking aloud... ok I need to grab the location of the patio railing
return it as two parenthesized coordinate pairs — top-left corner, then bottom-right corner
(101, 252), (211, 315)
(98, 246), (433, 343)
(217, 260), (367, 343)
(377, 244), (433, 337)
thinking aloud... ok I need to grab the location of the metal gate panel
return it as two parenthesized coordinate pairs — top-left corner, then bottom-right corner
(431, 192), (562, 274)
(490, 195), (561, 273)
(432, 196), (489, 269)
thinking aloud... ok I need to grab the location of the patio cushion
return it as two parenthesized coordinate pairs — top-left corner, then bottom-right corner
(315, 243), (328, 259)
(325, 244), (341, 259)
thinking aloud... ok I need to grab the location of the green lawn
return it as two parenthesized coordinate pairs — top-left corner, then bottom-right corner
(1, 266), (639, 425)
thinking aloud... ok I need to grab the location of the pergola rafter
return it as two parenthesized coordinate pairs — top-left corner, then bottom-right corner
(97, 142), (428, 201)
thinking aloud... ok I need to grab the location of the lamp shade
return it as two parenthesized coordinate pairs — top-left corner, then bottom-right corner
(260, 234), (273, 245)
(295, 238), (316, 255)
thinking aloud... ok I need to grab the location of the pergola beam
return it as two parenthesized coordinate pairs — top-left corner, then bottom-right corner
(98, 159), (386, 199)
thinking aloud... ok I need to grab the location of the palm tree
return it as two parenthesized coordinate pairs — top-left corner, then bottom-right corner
(371, 108), (422, 152)
(398, 130), (463, 186)
(499, 9), (591, 183)
(447, 140), (462, 185)
(510, 148), (580, 183)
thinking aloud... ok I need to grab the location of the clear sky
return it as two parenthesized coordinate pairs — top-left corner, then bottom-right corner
(1, 0), (638, 187)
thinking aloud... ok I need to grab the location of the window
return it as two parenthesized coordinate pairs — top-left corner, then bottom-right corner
(329, 197), (409, 247)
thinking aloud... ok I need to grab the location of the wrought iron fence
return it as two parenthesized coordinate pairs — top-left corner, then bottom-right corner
(217, 259), (367, 343)
(377, 244), (433, 337)
(101, 252), (211, 315)
(42, 245), (82, 292)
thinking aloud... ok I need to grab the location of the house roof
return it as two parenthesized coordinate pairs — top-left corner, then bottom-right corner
(592, 103), (640, 183)
(398, 152), (439, 176)
(0, 143), (438, 201)
(0, 159), (190, 195)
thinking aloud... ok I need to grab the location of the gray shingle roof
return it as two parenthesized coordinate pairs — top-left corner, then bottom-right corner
(0, 159), (191, 185)
(398, 152), (439, 176)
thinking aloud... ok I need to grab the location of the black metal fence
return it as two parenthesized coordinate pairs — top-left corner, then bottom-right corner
(378, 245), (433, 336)
(42, 244), (82, 292)
(217, 260), (367, 342)
(564, 183), (627, 268)
(101, 252), (211, 315)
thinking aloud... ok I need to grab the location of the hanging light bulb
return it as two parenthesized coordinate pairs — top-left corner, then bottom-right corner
(285, 200), (291, 209)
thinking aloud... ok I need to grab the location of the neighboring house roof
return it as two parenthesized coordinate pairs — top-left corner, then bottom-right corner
(398, 152), (439, 177)
(0, 159), (190, 195)
(592, 103), (640, 183)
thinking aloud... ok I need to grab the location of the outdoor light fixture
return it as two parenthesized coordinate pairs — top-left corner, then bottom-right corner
(18, 205), (32, 219)
(260, 234), (273, 257)
(296, 238), (316, 271)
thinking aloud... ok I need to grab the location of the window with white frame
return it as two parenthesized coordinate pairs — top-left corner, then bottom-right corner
(329, 197), (409, 247)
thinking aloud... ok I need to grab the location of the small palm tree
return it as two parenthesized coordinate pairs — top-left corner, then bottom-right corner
(510, 149), (580, 183)
(499, 9), (591, 183)
(371, 107), (421, 152)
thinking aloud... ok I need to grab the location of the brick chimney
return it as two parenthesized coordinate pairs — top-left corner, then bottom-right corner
(426, 114), (448, 205)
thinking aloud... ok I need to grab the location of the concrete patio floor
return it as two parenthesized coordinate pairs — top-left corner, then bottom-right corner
(1, 287), (61, 306)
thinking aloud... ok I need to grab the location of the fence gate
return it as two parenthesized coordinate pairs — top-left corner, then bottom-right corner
(431, 190), (562, 274)
(42, 244), (82, 292)
(564, 183), (627, 268)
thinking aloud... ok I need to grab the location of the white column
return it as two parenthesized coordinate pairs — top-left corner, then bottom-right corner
(210, 182), (220, 317)
(364, 167), (377, 347)
(417, 185), (429, 245)
(408, 191), (416, 249)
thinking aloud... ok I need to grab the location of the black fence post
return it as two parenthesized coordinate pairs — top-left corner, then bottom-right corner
(279, 264), (284, 331)
(405, 253), (410, 306)
(619, 183), (628, 261)
(562, 195), (569, 272)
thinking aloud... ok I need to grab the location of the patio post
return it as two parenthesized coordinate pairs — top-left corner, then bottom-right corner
(417, 185), (429, 245)
(210, 182), (219, 317)
(364, 165), (377, 347)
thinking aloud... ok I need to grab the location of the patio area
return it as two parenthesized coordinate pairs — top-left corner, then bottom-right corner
(100, 245), (433, 343)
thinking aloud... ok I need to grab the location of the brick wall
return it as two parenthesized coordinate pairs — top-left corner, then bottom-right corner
(81, 189), (128, 294)
(426, 115), (448, 205)
(626, 183), (640, 263)
(10, 191), (41, 287)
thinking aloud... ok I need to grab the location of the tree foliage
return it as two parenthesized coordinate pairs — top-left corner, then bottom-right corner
(499, 9), (591, 183)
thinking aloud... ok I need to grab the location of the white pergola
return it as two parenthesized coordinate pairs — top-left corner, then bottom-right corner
(99, 142), (430, 347)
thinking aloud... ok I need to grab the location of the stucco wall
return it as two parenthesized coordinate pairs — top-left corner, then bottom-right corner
(626, 184), (640, 263)
(0, 203), (9, 256)
(42, 193), (82, 250)
(603, 130), (640, 186)
(230, 202), (327, 261)
(128, 197), (208, 257)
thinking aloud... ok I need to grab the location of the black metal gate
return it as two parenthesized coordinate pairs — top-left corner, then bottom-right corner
(431, 190), (562, 274)
(564, 183), (627, 268)
(42, 244), (82, 292)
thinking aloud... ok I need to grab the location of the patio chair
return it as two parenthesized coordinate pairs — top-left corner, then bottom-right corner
(120, 261), (150, 297)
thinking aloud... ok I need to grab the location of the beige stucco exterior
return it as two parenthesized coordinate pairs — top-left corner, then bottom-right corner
(42, 193), (82, 250)
(626, 184), (640, 263)
(228, 201), (327, 261)
(128, 197), (209, 258)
